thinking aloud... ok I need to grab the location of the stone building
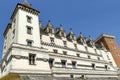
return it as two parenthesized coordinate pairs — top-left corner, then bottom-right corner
(0, 0), (118, 79)
(96, 34), (120, 68)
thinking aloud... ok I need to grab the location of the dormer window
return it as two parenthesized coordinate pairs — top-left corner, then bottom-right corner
(74, 44), (77, 49)
(72, 35), (74, 40)
(27, 15), (32, 23)
(49, 28), (52, 33)
(50, 37), (54, 44)
(63, 41), (67, 47)
(61, 32), (64, 37)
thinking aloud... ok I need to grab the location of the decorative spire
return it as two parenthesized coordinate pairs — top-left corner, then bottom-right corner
(47, 20), (53, 27)
(70, 28), (74, 34)
(59, 24), (63, 30)
(23, 0), (32, 7)
(89, 35), (92, 40)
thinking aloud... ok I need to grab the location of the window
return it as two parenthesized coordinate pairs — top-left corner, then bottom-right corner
(109, 39), (113, 44)
(105, 65), (108, 70)
(50, 37), (54, 43)
(29, 54), (36, 65)
(70, 75), (73, 78)
(63, 51), (67, 55)
(27, 40), (33, 46)
(53, 49), (58, 53)
(74, 43), (77, 49)
(107, 55), (110, 60)
(13, 19), (16, 23)
(97, 57), (100, 60)
(27, 26), (32, 34)
(72, 61), (76, 69)
(61, 32), (64, 37)
(13, 29), (15, 34)
(49, 28), (52, 33)
(49, 59), (54, 68)
(94, 49), (97, 53)
(27, 15), (32, 23)
(72, 35), (74, 40)
(13, 29), (15, 39)
(85, 46), (88, 51)
(76, 54), (80, 57)
(92, 63), (95, 70)
(63, 41), (67, 47)
(61, 60), (66, 68)
(88, 55), (91, 59)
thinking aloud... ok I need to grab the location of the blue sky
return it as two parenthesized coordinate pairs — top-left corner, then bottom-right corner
(0, 0), (120, 60)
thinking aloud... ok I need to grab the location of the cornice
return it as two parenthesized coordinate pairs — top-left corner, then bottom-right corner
(41, 41), (102, 57)
(11, 3), (40, 20)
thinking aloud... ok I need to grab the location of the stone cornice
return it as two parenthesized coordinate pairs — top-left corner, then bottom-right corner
(49, 52), (109, 64)
(41, 41), (102, 57)
(11, 3), (40, 20)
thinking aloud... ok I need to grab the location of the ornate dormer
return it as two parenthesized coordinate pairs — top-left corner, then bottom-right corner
(86, 36), (95, 47)
(66, 28), (76, 41)
(44, 20), (54, 34)
(77, 32), (86, 45)
(55, 24), (66, 38)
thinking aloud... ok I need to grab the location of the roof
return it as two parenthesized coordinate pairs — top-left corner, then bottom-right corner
(11, 3), (40, 20)
(95, 34), (115, 42)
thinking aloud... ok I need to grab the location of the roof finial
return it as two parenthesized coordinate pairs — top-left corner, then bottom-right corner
(23, 0), (32, 7)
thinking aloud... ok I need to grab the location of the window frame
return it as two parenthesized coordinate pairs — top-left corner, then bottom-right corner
(29, 53), (36, 65)
(27, 15), (32, 23)
(26, 39), (33, 46)
(26, 26), (33, 35)
(50, 37), (54, 44)
(61, 60), (66, 68)
(63, 41), (67, 47)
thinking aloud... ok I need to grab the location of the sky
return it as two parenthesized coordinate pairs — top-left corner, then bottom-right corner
(0, 0), (120, 60)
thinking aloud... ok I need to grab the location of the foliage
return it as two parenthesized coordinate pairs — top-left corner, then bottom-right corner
(0, 73), (20, 80)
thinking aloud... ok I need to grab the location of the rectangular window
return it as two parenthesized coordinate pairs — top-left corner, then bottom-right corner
(63, 41), (67, 47)
(27, 26), (32, 34)
(49, 28), (52, 33)
(85, 46), (88, 51)
(94, 49), (97, 53)
(53, 49), (58, 53)
(27, 40), (33, 46)
(92, 63), (95, 70)
(50, 37), (54, 43)
(107, 55), (110, 60)
(97, 57), (100, 60)
(88, 55), (91, 59)
(74, 43), (77, 49)
(27, 15), (32, 23)
(105, 65), (108, 70)
(72, 61), (76, 69)
(63, 51), (67, 55)
(61, 60), (66, 68)
(61, 32), (64, 37)
(49, 59), (54, 69)
(29, 54), (36, 65)
(76, 54), (80, 57)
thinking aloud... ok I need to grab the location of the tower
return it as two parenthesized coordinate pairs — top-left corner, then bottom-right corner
(1, 0), (51, 77)
(96, 34), (120, 68)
